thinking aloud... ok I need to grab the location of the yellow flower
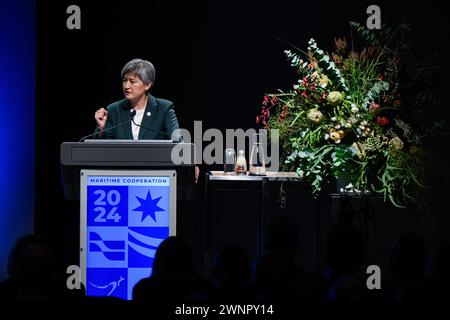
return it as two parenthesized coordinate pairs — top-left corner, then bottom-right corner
(307, 108), (324, 123)
(319, 75), (330, 88)
(337, 129), (346, 139)
(328, 91), (343, 105)
(389, 136), (404, 151)
(330, 128), (341, 144)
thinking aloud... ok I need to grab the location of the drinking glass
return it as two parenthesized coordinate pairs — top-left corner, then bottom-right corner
(224, 148), (236, 174)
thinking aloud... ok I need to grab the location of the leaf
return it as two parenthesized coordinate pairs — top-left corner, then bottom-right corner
(388, 194), (407, 208)
(289, 113), (301, 127)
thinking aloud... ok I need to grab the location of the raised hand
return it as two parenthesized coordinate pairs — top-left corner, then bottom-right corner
(94, 108), (108, 130)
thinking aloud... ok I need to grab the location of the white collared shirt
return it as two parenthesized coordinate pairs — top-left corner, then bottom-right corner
(131, 108), (145, 140)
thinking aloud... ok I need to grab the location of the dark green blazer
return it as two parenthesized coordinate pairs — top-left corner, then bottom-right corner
(95, 94), (180, 140)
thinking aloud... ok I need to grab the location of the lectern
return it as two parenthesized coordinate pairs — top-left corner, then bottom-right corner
(60, 140), (195, 300)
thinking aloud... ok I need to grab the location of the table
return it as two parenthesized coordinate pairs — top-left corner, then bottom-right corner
(202, 171), (317, 274)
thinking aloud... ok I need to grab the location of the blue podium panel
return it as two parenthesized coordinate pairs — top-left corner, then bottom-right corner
(80, 170), (177, 300)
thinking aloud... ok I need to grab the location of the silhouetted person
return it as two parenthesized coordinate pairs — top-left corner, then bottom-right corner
(210, 245), (255, 299)
(255, 216), (324, 300)
(0, 234), (87, 301)
(389, 232), (431, 300)
(1, 234), (71, 301)
(15, 242), (59, 300)
(0, 234), (42, 300)
(325, 223), (365, 281)
(133, 236), (212, 301)
(324, 223), (372, 300)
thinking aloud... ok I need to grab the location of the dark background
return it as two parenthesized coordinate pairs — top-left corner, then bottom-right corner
(35, 0), (450, 271)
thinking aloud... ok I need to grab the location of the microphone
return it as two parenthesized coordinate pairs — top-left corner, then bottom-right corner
(78, 110), (137, 142)
(131, 118), (182, 142)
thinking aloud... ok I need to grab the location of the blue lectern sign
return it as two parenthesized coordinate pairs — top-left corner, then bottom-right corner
(80, 170), (176, 300)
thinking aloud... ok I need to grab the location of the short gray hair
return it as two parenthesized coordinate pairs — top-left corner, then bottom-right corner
(121, 58), (155, 85)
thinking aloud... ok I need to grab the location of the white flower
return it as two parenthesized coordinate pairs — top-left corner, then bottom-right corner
(351, 105), (359, 113)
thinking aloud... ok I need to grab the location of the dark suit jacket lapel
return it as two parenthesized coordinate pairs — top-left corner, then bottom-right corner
(139, 94), (158, 139)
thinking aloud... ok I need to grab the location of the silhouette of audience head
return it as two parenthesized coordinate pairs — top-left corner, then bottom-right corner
(6, 234), (44, 278)
(264, 215), (299, 253)
(324, 223), (365, 279)
(212, 245), (251, 288)
(3, 233), (61, 300)
(254, 216), (325, 300)
(133, 236), (213, 301)
(16, 242), (57, 296)
(390, 232), (428, 281)
(151, 236), (195, 278)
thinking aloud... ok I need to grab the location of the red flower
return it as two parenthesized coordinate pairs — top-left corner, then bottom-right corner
(270, 96), (279, 105)
(369, 102), (380, 113)
(278, 105), (288, 123)
(376, 116), (389, 127)
(301, 76), (309, 87)
(256, 116), (260, 124)
(301, 91), (309, 98)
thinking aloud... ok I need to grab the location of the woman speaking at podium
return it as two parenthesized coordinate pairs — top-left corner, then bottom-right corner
(92, 58), (198, 182)
(94, 58), (180, 141)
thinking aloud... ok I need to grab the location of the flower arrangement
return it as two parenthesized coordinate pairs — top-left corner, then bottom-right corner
(257, 22), (444, 209)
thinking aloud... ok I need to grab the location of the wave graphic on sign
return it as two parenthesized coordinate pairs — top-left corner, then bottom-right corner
(89, 276), (125, 296)
(128, 230), (159, 258)
(127, 227), (168, 268)
(128, 229), (164, 248)
(89, 232), (125, 261)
